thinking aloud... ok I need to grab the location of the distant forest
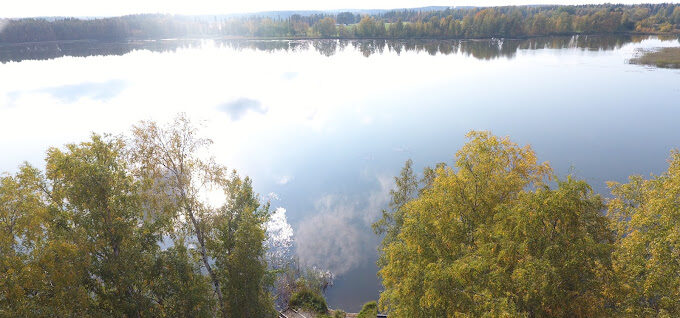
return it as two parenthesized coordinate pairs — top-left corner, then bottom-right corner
(1, 3), (680, 43)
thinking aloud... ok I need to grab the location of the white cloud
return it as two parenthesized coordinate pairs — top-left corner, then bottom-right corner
(294, 175), (393, 275)
(267, 192), (281, 201)
(277, 175), (293, 185)
(295, 195), (369, 275)
(266, 207), (294, 267)
(219, 98), (267, 121)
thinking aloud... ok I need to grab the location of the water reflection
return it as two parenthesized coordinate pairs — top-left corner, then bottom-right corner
(2, 35), (677, 63)
(0, 39), (203, 63)
(219, 98), (267, 121)
(220, 35), (654, 59)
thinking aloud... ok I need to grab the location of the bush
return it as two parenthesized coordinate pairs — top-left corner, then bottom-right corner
(333, 310), (347, 318)
(319, 311), (346, 318)
(289, 289), (328, 314)
(357, 301), (377, 318)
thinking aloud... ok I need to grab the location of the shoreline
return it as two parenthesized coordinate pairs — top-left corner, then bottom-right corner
(0, 32), (678, 46)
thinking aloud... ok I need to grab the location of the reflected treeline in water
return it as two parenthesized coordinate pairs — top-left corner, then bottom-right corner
(0, 39), (204, 63)
(218, 35), (658, 59)
(1, 35), (677, 63)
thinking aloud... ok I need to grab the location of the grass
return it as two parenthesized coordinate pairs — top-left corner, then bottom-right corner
(630, 47), (680, 68)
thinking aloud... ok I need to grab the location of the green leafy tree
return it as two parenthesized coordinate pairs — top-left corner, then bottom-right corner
(209, 174), (275, 317)
(313, 17), (337, 38)
(378, 131), (612, 317)
(289, 289), (328, 314)
(607, 151), (680, 316)
(150, 242), (216, 317)
(373, 159), (419, 269)
(357, 301), (378, 318)
(0, 165), (91, 317)
(337, 12), (357, 25)
(129, 114), (275, 318)
(492, 178), (612, 317)
(46, 134), (161, 316)
(1, 117), (276, 317)
(378, 131), (550, 316)
(129, 115), (230, 316)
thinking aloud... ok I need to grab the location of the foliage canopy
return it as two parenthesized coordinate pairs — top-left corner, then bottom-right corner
(0, 115), (276, 317)
(375, 131), (680, 317)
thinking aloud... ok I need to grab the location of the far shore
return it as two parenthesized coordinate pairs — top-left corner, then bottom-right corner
(0, 31), (678, 46)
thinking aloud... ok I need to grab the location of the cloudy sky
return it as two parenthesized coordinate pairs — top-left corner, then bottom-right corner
(2, 0), (678, 18)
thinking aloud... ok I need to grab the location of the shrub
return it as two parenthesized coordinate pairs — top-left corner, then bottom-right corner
(319, 311), (346, 318)
(289, 289), (328, 314)
(333, 310), (347, 318)
(357, 301), (377, 318)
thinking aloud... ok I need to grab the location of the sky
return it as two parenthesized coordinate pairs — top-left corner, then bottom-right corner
(1, 0), (678, 18)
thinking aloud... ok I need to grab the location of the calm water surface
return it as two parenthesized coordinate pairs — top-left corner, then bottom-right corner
(1, 35), (679, 311)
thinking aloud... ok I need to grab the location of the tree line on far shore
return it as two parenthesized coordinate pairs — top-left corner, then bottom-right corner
(1, 4), (680, 44)
(224, 4), (680, 39)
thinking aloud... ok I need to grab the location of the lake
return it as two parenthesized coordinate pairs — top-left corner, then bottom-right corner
(1, 35), (679, 311)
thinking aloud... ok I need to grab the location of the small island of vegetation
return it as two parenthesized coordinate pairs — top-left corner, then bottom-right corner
(631, 47), (680, 68)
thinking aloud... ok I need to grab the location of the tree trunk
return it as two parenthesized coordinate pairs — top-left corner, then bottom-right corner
(185, 199), (228, 318)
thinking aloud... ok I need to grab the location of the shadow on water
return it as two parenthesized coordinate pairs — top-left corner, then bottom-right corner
(1, 35), (675, 63)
